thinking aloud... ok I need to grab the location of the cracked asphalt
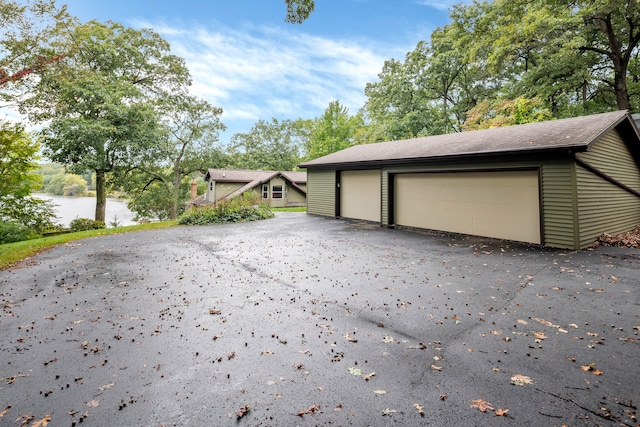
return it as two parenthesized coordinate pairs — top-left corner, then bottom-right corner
(1, 212), (639, 426)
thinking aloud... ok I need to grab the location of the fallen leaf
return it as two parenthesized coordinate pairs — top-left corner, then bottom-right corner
(348, 367), (362, 376)
(373, 390), (386, 395)
(382, 408), (396, 416)
(413, 403), (425, 417)
(431, 365), (443, 371)
(209, 309), (221, 315)
(297, 403), (320, 416)
(363, 372), (376, 381)
(533, 331), (546, 340)
(30, 414), (51, 427)
(98, 383), (114, 391)
(236, 404), (250, 420)
(439, 394), (448, 400)
(15, 413), (34, 427)
(344, 333), (358, 342)
(495, 408), (509, 417)
(0, 406), (10, 417)
(517, 319), (528, 325)
(261, 350), (274, 355)
(510, 374), (534, 386)
(86, 400), (100, 408)
(470, 398), (494, 413)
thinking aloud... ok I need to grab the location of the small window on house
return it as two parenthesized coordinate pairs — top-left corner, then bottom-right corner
(272, 185), (283, 199)
(262, 184), (269, 199)
(209, 181), (213, 191)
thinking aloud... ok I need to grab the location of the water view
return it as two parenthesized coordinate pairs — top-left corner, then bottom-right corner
(33, 194), (137, 228)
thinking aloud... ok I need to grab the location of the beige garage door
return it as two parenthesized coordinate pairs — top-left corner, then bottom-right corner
(340, 170), (381, 222)
(394, 170), (541, 244)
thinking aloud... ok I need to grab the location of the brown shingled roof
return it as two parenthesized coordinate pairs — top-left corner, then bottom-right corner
(299, 110), (633, 168)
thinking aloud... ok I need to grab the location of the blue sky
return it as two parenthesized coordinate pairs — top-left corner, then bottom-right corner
(56, 1), (461, 142)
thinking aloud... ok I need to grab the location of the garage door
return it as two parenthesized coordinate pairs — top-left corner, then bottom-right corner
(394, 170), (541, 244)
(340, 170), (381, 222)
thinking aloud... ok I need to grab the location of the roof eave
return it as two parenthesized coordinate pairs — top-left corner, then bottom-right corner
(299, 144), (587, 169)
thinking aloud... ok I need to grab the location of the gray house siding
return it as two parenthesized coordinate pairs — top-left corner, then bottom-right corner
(307, 170), (336, 217)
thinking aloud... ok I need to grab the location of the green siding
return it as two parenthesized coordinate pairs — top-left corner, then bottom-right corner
(575, 129), (640, 247)
(307, 170), (335, 217)
(540, 160), (576, 248)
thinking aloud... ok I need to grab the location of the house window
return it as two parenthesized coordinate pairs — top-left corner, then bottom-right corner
(262, 184), (269, 199)
(209, 181), (214, 191)
(272, 185), (283, 199)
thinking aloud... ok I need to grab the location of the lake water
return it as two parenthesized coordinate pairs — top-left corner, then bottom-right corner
(33, 194), (137, 228)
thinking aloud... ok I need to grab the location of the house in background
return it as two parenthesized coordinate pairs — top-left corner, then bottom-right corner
(299, 110), (640, 250)
(191, 169), (307, 208)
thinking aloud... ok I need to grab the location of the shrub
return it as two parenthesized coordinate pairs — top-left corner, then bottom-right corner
(69, 218), (106, 232)
(178, 192), (273, 225)
(0, 221), (34, 244)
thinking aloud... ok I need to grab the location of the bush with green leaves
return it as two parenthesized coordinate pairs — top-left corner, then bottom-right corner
(178, 191), (273, 225)
(69, 218), (106, 231)
(0, 221), (35, 244)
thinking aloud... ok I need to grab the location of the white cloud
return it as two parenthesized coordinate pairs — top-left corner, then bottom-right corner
(415, 0), (472, 12)
(151, 21), (407, 139)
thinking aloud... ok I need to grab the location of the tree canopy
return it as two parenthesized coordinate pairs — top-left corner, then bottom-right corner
(23, 20), (191, 222)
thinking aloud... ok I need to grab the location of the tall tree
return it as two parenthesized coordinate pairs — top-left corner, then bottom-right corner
(229, 118), (306, 171)
(0, 120), (57, 231)
(306, 100), (365, 160)
(480, 0), (640, 113)
(23, 20), (191, 222)
(0, 0), (71, 97)
(124, 94), (226, 220)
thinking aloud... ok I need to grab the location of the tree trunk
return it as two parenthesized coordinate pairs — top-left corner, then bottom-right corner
(95, 170), (106, 223)
(597, 13), (631, 110)
(169, 160), (181, 220)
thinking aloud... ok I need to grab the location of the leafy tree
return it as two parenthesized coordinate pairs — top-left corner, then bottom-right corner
(124, 94), (226, 220)
(229, 118), (306, 171)
(463, 97), (553, 131)
(306, 100), (365, 160)
(0, 120), (58, 232)
(474, 0), (640, 114)
(285, 0), (314, 24)
(0, 0), (71, 98)
(24, 20), (191, 222)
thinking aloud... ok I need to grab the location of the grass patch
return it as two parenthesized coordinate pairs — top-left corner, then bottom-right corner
(271, 206), (306, 212)
(0, 221), (176, 270)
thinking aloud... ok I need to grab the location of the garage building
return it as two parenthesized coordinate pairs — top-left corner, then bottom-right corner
(299, 110), (640, 249)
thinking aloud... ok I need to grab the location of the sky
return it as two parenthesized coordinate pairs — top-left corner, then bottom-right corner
(39, 0), (462, 142)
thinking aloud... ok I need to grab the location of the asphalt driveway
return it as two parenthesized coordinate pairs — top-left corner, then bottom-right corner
(1, 212), (639, 426)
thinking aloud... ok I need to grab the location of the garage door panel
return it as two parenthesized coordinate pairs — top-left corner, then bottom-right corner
(340, 170), (381, 222)
(395, 171), (541, 244)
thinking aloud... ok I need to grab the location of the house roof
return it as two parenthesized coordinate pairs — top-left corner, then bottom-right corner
(204, 169), (306, 183)
(202, 169), (307, 202)
(299, 110), (636, 168)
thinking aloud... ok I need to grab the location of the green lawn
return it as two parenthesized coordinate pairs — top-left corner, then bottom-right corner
(0, 221), (176, 270)
(271, 206), (306, 212)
